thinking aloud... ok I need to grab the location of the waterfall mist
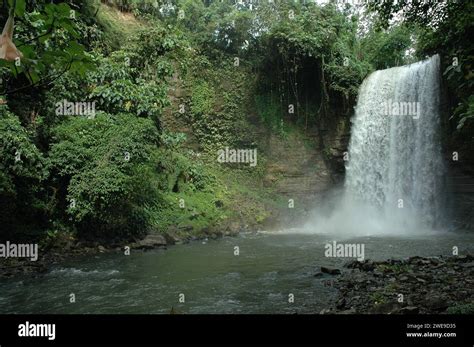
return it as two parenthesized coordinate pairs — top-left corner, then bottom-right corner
(304, 55), (445, 236)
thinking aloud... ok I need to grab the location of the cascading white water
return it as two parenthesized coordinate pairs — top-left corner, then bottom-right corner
(345, 55), (444, 228)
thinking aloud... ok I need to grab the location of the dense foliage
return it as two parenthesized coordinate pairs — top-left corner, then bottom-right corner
(0, 0), (470, 243)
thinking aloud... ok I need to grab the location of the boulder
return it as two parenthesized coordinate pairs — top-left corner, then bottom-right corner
(134, 234), (167, 250)
(321, 266), (341, 275)
(164, 232), (180, 245)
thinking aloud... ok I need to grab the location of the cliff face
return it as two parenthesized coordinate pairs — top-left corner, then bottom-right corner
(256, 114), (351, 229)
(263, 130), (330, 201)
(441, 78), (474, 231)
(446, 163), (474, 231)
(321, 115), (351, 184)
(161, 57), (355, 232)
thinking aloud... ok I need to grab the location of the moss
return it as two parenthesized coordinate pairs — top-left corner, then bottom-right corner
(92, 0), (144, 49)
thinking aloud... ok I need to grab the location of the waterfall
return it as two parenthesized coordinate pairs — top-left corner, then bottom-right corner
(345, 55), (444, 229)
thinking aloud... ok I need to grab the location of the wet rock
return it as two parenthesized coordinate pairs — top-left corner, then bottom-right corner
(408, 256), (424, 265)
(398, 306), (419, 314)
(344, 260), (361, 269)
(424, 296), (449, 311)
(361, 261), (376, 272)
(461, 261), (474, 268)
(339, 308), (356, 314)
(321, 266), (341, 275)
(336, 298), (346, 309)
(372, 302), (400, 314)
(134, 234), (167, 250)
(327, 254), (474, 315)
(163, 229), (180, 245)
(373, 269), (384, 277)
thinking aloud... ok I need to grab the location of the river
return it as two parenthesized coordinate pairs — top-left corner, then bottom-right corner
(1, 230), (473, 314)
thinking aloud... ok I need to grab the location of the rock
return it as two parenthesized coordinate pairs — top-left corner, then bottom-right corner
(373, 269), (384, 277)
(344, 260), (361, 269)
(321, 266), (341, 275)
(313, 271), (324, 278)
(227, 222), (241, 234)
(424, 296), (449, 311)
(336, 297), (346, 309)
(372, 302), (400, 314)
(329, 254), (474, 314)
(338, 308), (356, 314)
(408, 256), (424, 264)
(134, 234), (167, 250)
(164, 230), (180, 245)
(461, 261), (474, 268)
(398, 306), (419, 314)
(361, 260), (376, 272)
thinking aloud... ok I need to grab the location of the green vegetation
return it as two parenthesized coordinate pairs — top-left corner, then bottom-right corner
(446, 302), (474, 314)
(367, 0), (474, 163)
(1, 0), (472, 245)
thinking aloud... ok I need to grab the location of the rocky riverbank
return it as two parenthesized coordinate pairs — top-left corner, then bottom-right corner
(320, 254), (474, 314)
